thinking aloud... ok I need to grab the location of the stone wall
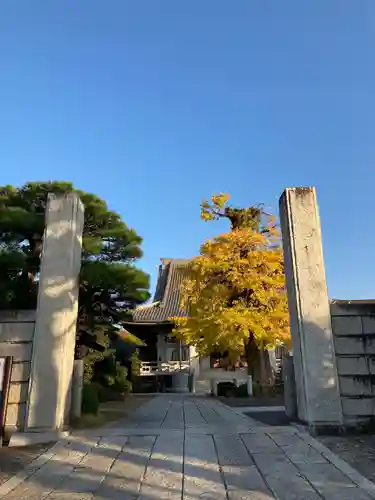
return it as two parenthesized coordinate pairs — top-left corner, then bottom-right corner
(0, 310), (35, 431)
(331, 300), (375, 425)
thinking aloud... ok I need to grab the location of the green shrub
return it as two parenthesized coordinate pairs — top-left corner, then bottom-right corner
(113, 362), (130, 392)
(93, 353), (133, 394)
(131, 350), (141, 378)
(81, 383), (100, 415)
(97, 383), (127, 402)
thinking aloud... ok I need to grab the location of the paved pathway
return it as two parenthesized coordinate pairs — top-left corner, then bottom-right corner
(1, 395), (375, 499)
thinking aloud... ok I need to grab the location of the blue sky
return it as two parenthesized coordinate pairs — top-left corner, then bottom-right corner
(0, 1), (374, 299)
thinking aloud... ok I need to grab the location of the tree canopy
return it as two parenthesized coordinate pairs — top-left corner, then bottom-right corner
(0, 181), (150, 330)
(172, 193), (290, 370)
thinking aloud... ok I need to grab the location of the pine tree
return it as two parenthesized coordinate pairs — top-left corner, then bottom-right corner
(0, 181), (150, 387)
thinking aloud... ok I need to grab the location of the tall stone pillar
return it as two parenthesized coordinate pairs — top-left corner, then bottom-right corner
(25, 194), (84, 432)
(279, 187), (343, 429)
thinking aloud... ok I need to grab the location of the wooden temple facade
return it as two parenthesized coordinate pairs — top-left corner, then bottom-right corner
(123, 258), (201, 391)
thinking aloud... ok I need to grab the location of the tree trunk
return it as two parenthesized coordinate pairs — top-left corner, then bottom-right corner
(259, 348), (275, 385)
(246, 334), (275, 387)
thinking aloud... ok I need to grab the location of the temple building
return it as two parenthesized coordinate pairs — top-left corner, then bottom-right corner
(123, 258), (202, 391)
(124, 257), (282, 394)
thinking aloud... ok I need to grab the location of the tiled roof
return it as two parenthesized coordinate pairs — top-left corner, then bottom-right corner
(132, 258), (191, 323)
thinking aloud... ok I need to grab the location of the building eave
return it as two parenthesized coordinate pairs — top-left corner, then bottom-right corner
(122, 320), (174, 327)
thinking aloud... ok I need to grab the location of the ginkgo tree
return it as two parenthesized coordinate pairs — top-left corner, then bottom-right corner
(172, 193), (290, 384)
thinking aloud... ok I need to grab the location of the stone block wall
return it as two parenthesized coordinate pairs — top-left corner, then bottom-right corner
(0, 311), (35, 431)
(330, 300), (375, 425)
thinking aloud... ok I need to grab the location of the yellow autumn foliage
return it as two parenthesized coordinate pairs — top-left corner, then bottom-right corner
(172, 194), (290, 358)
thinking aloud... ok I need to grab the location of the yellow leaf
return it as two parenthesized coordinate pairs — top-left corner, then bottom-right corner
(174, 195), (290, 361)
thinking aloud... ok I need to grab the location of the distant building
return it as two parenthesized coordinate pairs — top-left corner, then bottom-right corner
(123, 258), (200, 392)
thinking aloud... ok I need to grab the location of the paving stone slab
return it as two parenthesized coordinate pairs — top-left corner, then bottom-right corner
(94, 436), (155, 500)
(265, 478), (321, 500)
(240, 433), (284, 455)
(314, 486), (372, 500)
(214, 434), (254, 466)
(266, 431), (302, 447)
(2, 396), (375, 500)
(299, 433), (375, 498)
(183, 434), (227, 500)
(281, 442), (329, 464)
(297, 462), (357, 489)
(45, 439), (123, 498)
(138, 433), (183, 500)
(252, 452), (297, 474)
(48, 494), (94, 500)
(2, 444), (94, 500)
(253, 459), (321, 500)
(222, 465), (274, 500)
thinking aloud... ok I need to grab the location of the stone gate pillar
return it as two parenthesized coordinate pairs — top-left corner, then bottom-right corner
(279, 187), (343, 430)
(25, 193), (84, 433)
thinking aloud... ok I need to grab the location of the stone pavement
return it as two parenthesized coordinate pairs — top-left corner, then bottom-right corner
(1, 396), (375, 500)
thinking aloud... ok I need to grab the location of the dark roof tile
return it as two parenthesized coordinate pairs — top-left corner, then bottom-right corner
(132, 259), (190, 323)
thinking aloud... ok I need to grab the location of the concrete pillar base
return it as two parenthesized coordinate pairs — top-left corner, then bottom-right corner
(8, 430), (70, 447)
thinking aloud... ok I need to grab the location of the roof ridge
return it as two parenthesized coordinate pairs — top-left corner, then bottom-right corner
(131, 258), (190, 323)
(161, 258), (192, 265)
(160, 262), (173, 306)
(136, 301), (161, 310)
(152, 262), (170, 302)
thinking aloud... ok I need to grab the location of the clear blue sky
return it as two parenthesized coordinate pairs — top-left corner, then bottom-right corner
(1, 1), (374, 299)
